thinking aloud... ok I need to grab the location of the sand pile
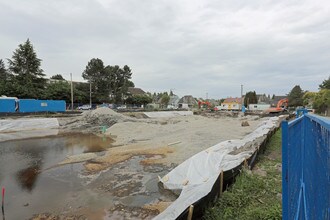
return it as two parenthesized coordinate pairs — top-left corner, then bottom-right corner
(83, 107), (129, 122)
(60, 107), (137, 133)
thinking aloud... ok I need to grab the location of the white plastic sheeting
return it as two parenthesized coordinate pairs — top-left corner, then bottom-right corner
(154, 116), (285, 220)
(144, 111), (193, 118)
(0, 118), (59, 142)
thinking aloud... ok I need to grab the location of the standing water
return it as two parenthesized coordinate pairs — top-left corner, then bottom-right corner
(0, 133), (176, 219)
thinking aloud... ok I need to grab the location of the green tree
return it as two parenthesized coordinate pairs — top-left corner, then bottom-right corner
(313, 89), (330, 114)
(126, 94), (152, 107)
(0, 59), (9, 95)
(126, 80), (135, 88)
(7, 39), (46, 98)
(43, 81), (71, 101)
(319, 76), (330, 89)
(74, 82), (90, 104)
(50, 74), (65, 80)
(0, 59), (7, 79)
(82, 58), (110, 103)
(303, 91), (317, 107)
(82, 58), (134, 104)
(244, 91), (258, 107)
(0, 59), (21, 97)
(288, 85), (304, 107)
(160, 93), (170, 108)
(110, 65), (133, 103)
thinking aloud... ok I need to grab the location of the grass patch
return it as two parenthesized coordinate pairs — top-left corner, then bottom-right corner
(204, 130), (282, 220)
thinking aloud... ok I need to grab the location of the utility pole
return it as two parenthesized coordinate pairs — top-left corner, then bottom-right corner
(70, 73), (73, 111)
(206, 92), (208, 101)
(241, 84), (244, 111)
(89, 81), (92, 108)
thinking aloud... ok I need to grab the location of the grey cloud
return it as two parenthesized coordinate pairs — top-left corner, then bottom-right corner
(0, 0), (329, 98)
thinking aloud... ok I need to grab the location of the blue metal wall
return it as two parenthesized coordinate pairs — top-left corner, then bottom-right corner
(19, 100), (66, 113)
(0, 99), (16, 113)
(282, 114), (330, 220)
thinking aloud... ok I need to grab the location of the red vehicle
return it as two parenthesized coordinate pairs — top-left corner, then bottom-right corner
(198, 101), (211, 109)
(267, 98), (288, 114)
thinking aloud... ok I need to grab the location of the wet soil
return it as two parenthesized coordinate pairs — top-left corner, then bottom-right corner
(0, 134), (177, 219)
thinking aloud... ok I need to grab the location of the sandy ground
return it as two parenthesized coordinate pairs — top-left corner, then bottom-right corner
(59, 108), (264, 173)
(1, 108), (268, 219)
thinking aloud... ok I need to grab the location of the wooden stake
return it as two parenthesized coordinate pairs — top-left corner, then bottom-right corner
(1, 187), (4, 215)
(244, 158), (248, 168)
(187, 205), (194, 220)
(219, 170), (224, 197)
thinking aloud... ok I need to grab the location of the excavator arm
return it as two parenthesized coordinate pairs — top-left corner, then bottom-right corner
(267, 98), (288, 113)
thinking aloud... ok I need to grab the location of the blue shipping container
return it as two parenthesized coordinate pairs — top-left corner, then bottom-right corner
(19, 99), (66, 113)
(0, 99), (16, 113)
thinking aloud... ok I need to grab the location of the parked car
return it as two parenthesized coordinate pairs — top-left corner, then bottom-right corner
(117, 105), (127, 109)
(77, 105), (91, 110)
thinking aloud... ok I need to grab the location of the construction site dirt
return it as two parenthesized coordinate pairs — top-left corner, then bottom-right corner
(0, 108), (265, 219)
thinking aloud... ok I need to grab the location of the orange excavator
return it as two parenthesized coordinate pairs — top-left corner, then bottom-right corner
(267, 98), (289, 114)
(198, 100), (211, 109)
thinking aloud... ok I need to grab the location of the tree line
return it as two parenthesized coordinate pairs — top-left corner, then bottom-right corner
(0, 39), (139, 104)
(239, 77), (330, 115)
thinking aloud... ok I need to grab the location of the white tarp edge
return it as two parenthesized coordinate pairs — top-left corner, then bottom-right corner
(144, 111), (193, 118)
(154, 116), (286, 220)
(0, 118), (59, 142)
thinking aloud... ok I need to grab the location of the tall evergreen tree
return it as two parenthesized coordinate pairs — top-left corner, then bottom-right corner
(319, 76), (330, 89)
(0, 59), (6, 78)
(244, 91), (258, 106)
(287, 85), (304, 107)
(50, 74), (65, 80)
(0, 59), (8, 95)
(7, 39), (46, 98)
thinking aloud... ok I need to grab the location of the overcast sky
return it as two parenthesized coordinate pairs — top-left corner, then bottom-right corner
(1, 0), (329, 99)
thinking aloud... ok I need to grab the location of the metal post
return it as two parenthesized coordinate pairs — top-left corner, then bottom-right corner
(282, 120), (289, 220)
(70, 73), (73, 111)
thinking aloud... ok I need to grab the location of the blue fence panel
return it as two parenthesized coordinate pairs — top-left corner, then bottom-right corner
(19, 99), (39, 113)
(43, 100), (66, 112)
(19, 99), (66, 113)
(282, 114), (330, 220)
(0, 99), (16, 113)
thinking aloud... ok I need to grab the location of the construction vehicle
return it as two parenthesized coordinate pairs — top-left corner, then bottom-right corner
(266, 98), (289, 114)
(198, 100), (211, 109)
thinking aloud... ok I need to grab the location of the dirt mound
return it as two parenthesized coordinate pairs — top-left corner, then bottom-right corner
(60, 107), (137, 133)
(83, 107), (128, 122)
(88, 107), (122, 118)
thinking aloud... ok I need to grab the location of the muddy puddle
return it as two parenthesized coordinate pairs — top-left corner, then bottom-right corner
(0, 133), (177, 219)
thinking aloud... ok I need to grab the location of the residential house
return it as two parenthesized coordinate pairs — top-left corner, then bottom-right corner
(256, 94), (271, 104)
(124, 87), (146, 100)
(178, 95), (197, 109)
(167, 95), (180, 109)
(219, 97), (243, 111)
(127, 87), (146, 96)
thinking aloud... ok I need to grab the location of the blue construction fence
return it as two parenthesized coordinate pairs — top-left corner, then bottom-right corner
(282, 112), (330, 220)
(0, 99), (66, 113)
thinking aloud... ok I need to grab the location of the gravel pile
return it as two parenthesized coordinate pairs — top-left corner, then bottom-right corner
(60, 107), (137, 133)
